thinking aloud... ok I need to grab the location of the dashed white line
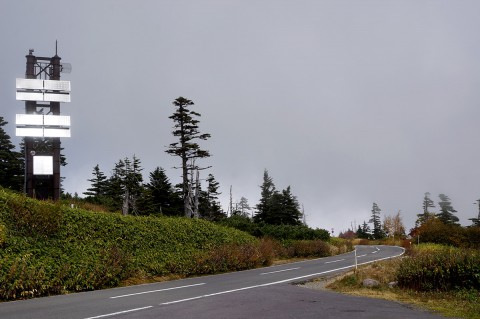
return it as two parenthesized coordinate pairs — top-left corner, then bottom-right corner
(109, 283), (206, 299)
(325, 259), (345, 264)
(159, 248), (406, 306)
(160, 264), (356, 306)
(357, 254), (367, 258)
(260, 267), (300, 275)
(84, 306), (153, 319)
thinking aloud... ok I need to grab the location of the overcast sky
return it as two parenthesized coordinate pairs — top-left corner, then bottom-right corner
(2, 0), (480, 234)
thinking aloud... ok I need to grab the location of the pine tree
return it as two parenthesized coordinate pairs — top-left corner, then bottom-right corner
(276, 186), (302, 225)
(104, 159), (127, 211)
(237, 197), (251, 218)
(470, 199), (480, 227)
(254, 169), (275, 223)
(422, 192), (435, 214)
(122, 156), (143, 215)
(437, 194), (459, 225)
(83, 164), (108, 200)
(369, 202), (385, 239)
(0, 117), (23, 191)
(356, 221), (371, 239)
(200, 174), (225, 221)
(166, 97), (211, 217)
(416, 192), (436, 227)
(140, 167), (182, 216)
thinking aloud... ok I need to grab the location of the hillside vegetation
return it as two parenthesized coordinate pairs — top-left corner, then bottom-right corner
(0, 188), (263, 300)
(0, 188), (349, 301)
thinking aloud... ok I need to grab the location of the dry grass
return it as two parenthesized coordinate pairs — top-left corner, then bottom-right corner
(324, 259), (480, 319)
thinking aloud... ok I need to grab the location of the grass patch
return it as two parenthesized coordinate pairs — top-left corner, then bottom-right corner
(326, 250), (480, 319)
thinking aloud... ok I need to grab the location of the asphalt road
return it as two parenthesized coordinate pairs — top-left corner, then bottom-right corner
(0, 245), (445, 319)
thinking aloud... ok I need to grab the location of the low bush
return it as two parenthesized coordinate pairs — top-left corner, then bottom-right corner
(0, 188), (341, 301)
(0, 189), (257, 300)
(285, 240), (332, 258)
(396, 244), (480, 291)
(8, 195), (62, 238)
(219, 216), (330, 241)
(0, 223), (6, 247)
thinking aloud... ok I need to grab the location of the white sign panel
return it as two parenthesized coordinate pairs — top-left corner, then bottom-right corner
(43, 115), (70, 126)
(16, 78), (71, 102)
(43, 128), (71, 137)
(43, 93), (71, 103)
(16, 114), (44, 125)
(33, 156), (53, 175)
(43, 80), (71, 92)
(16, 127), (44, 137)
(16, 78), (44, 90)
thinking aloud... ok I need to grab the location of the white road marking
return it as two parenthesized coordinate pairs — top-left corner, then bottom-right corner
(160, 264), (355, 305)
(84, 306), (153, 319)
(357, 254), (367, 258)
(325, 259), (345, 264)
(159, 248), (406, 306)
(371, 251), (377, 254)
(260, 267), (300, 275)
(109, 283), (206, 299)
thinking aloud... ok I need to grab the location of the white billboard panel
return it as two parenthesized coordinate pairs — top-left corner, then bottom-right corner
(16, 78), (43, 90)
(43, 128), (71, 137)
(33, 156), (53, 175)
(16, 114), (43, 125)
(43, 93), (71, 103)
(43, 115), (70, 126)
(16, 127), (43, 137)
(16, 91), (44, 101)
(44, 80), (71, 92)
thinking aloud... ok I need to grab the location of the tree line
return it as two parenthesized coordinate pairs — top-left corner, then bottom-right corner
(0, 97), (305, 227)
(345, 192), (480, 245)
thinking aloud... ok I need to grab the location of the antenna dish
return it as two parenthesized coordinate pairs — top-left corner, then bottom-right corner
(60, 63), (72, 73)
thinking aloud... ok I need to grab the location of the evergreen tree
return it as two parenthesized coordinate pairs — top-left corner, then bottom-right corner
(83, 164), (108, 200)
(104, 159), (127, 211)
(254, 169), (275, 223)
(278, 186), (302, 225)
(237, 196), (251, 218)
(369, 202), (385, 239)
(437, 194), (459, 225)
(139, 167), (182, 216)
(0, 117), (23, 191)
(165, 97), (211, 218)
(469, 199), (480, 227)
(356, 221), (371, 239)
(200, 174), (225, 221)
(122, 156), (143, 215)
(422, 192), (435, 214)
(416, 192), (436, 227)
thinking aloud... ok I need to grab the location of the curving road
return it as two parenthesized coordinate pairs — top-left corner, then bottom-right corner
(0, 245), (444, 319)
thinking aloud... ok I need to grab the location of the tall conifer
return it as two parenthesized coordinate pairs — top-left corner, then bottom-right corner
(166, 97), (211, 217)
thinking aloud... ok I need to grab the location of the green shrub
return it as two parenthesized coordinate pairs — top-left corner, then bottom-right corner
(286, 240), (332, 258)
(8, 196), (62, 238)
(0, 223), (6, 247)
(396, 245), (480, 291)
(0, 188), (342, 301)
(219, 216), (330, 241)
